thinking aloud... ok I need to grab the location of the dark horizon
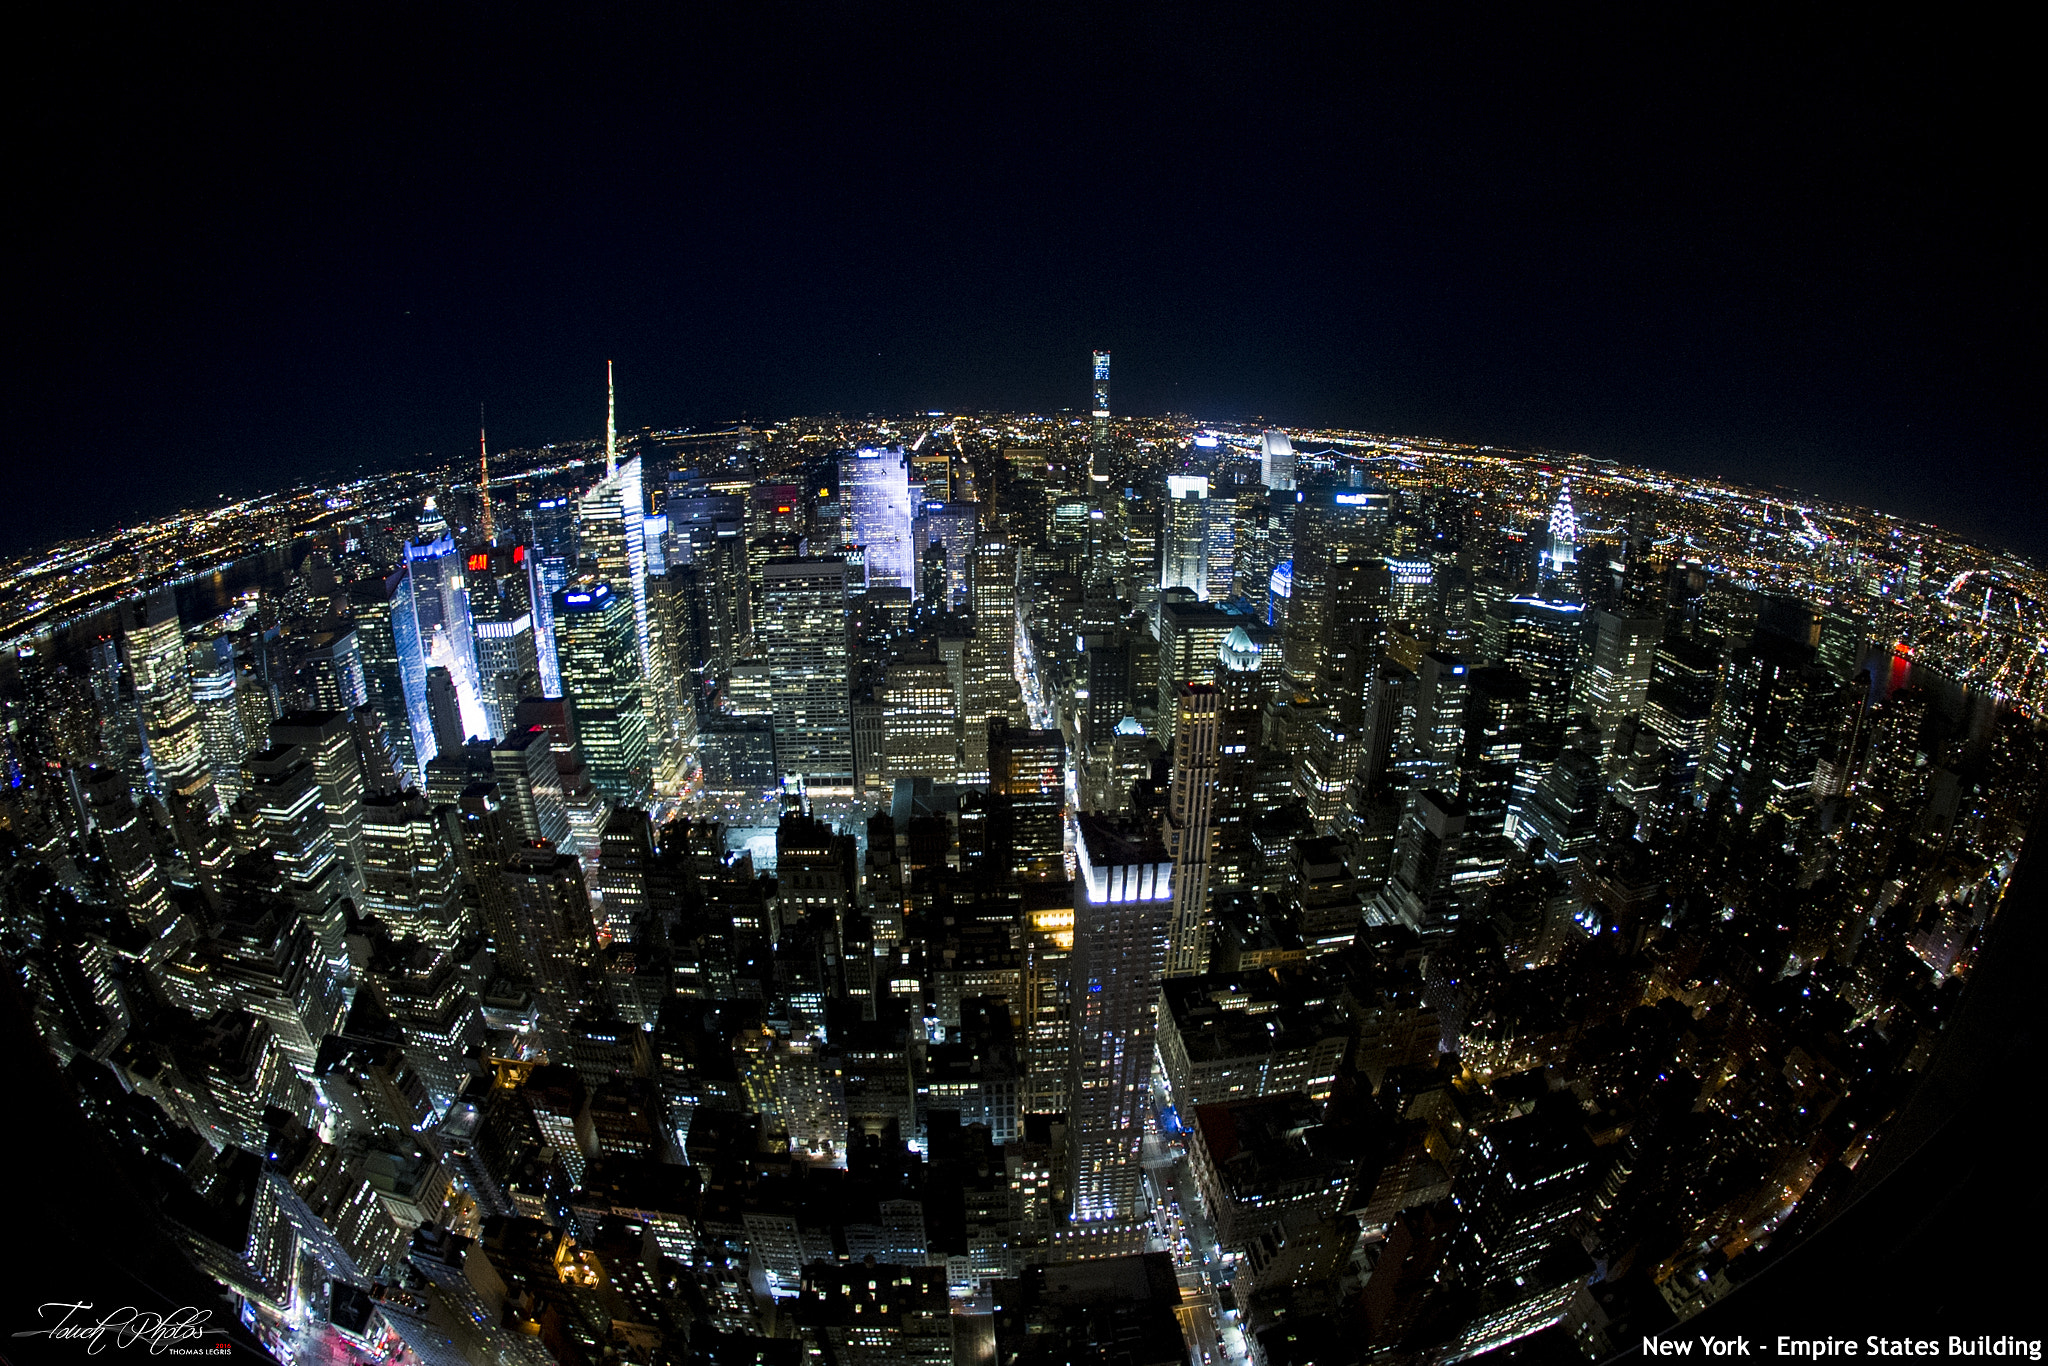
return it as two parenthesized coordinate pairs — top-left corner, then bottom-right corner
(9, 7), (2038, 557)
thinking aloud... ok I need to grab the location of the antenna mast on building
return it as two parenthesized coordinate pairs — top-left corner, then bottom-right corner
(479, 403), (495, 543)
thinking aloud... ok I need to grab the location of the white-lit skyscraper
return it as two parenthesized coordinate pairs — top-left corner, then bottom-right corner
(1069, 814), (1172, 1225)
(1538, 478), (1580, 600)
(1261, 429), (1297, 492)
(760, 557), (855, 796)
(1161, 473), (1210, 599)
(840, 448), (915, 595)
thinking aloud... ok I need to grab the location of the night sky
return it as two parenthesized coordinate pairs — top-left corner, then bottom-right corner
(9, 7), (2038, 558)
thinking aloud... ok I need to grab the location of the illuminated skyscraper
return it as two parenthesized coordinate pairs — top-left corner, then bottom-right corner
(190, 636), (248, 805)
(1068, 814), (1172, 1225)
(1261, 429), (1297, 493)
(1580, 609), (1663, 765)
(270, 710), (370, 905)
(405, 501), (482, 728)
(350, 566), (432, 783)
(840, 448), (915, 594)
(121, 589), (216, 815)
(359, 789), (465, 947)
(1091, 350), (1111, 451)
(913, 501), (978, 609)
(1160, 474), (1210, 599)
(989, 719), (1066, 882)
(965, 539), (1024, 784)
(82, 761), (183, 959)
(578, 460), (650, 690)
(880, 654), (960, 787)
(1537, 478), (1580, 600)
(760, 557), (855, 796)
(554, 582), (651, 808)
(467, 543), (538, 740)
(1162, 683), (1220, 978)
(1286, 478), (1393, 687)
(528, 493), (577, 697)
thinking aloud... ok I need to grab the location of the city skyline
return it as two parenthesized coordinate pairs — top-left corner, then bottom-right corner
(8, 12), (2038, 565)
(4, 7), (2040, 1362)
(3, 373), (2042, 1361)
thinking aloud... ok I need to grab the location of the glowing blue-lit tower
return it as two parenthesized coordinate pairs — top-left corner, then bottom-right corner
(405, 498), (484, 741)
(840, 447), (915, 594)
(1538, 478), (1580, 601)
(1091, 350), (1111, 450)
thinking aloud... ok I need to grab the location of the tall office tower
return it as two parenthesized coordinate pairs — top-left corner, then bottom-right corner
(426, 666), (466, 758)
(529, 493), (578, 697)
(81, 761), (182, 956)
(1702, 634), (1833, 818)
(697, 538), (749, 686)
(405, 503), (482, 717)
(1496, 596), (1587, 727)
(467, 544), (538, 740)
(553, 582), (651, 809)
(596, 807), (654, 943)
(880, 654), (960, 787)
(965, 540), (1024, 783)
(1160, 474), (1211, 599)
(1641, 637), (1718, 790)
(1286, 478), (1394, 687)
(1161, 684), (1220, 978)
(191, 637), (249, 805)
(1214, 628), (1265, 811)
(1536, 479), (1580, 601)
(1458, 665), (1538, 863)
(359, 790), (465, 947)
(649, 566), (702, 734)
(1091, 350), (1111, 452)
(288, 628), (355, 715)
(1155, 594), (1238, 721)
(656, 565), (711, 720)
(352, 567), (432, 782)
(501, 844), (597, 1031)
(1322, 557), (1392, 708)
(913, 501), (978, 609)
(270, 710), (370, 904)
(1410, 652), (1473, 793)
(1373, 790), (1469, 935)
(1068, 815), (1172, 1226)
(760, 557), (855, 797)
(1081, 626), (1133, 751)
(840, 447), (916, 594)
(989, 719), (1066, 881)
(1260, 429), (1297, 493)
(1203, 493), (1236, 601)
(121, 588), (216, 815)
(1579, 610), (1663, 765)
(238, 744), (349, 950)
(1510, 731), (1607, 866)
(489, 725), (572, 851)
(578, 455), (652, 704)
(159, 901), (343, 1085)
(84, 637), (149, 791)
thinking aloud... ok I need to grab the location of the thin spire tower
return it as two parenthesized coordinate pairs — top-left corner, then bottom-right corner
(605, 359), (617, 477)
(478, 404), (495, 543)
